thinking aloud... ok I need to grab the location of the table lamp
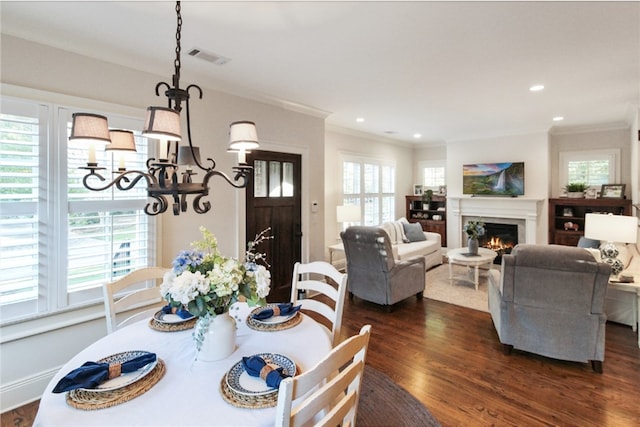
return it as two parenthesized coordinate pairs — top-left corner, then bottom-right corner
(336, 205), (360, 232)
(584, 213), (638, 275)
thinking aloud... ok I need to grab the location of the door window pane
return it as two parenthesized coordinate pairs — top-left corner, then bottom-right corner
(269, 161), (281, 197)
(282, 162), (293, 197)
(254, 160), (267, 197)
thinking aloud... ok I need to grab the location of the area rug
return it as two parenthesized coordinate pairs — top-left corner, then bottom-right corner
(357, 365), (441, 427)
(424, 263), (492, 312)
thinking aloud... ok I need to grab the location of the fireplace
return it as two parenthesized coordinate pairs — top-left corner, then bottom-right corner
(479, 222), (518, 264)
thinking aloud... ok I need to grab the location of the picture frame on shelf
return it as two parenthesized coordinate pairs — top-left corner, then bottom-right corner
(438, 185), (447, 196)
(563, 208), (574, 217)
(413, 184), (423, 196)
(600, 184), (625, 199)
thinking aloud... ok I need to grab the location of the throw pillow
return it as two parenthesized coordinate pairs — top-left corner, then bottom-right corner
(577, 237), (600, 249)
(380, 221), (406, 245)
(402, 222), (426, 242)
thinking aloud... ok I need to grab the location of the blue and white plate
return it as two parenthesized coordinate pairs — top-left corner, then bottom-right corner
(153, 309), (195, 324)
(250, 304), (299, 325)
(81, 350), (157, 392)
(225, 353), (296, 396)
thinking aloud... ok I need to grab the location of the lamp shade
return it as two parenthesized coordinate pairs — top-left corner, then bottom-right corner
(105, 130), (137, 152)
(69, 113), (111, 143)
(584, 213), (638, 243)
(228, 121), (259, 151)
(337, 205), (361, 223)
(142, 107), (182, 141)
(177, 146), (201, 167)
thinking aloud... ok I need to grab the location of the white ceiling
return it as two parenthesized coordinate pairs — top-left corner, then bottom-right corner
(1, 1), (639, 145)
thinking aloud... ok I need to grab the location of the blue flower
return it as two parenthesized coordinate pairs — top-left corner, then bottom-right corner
(172, 250), (204, 274)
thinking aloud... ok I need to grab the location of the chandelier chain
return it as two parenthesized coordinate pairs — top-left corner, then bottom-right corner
(174, 1), (182, 77)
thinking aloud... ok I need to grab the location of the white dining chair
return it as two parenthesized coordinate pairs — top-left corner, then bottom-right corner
(274, 324), (371, 427)
(103, 266), (170, 333)
(290, 261), (348, 347)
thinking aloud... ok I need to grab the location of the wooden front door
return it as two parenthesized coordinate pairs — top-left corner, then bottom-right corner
(246, 151), (302, 302)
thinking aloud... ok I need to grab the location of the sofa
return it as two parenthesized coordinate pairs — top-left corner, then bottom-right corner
(579, 237), (640, 329)
(378, 218), (443, 270)
(488, 244), (610, 372)
(340, 226), (426, 309)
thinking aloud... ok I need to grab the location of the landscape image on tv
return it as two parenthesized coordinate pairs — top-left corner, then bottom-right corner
(463, 162), (525, 196)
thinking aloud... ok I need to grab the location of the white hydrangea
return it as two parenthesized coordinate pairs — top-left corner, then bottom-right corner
(162, 270), (210, 306)
(254, 266), (271, 298)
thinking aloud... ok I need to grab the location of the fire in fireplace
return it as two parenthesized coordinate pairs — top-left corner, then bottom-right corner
(479, 222), (518, 264)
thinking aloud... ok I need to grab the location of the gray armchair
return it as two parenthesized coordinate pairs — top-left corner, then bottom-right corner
(340, 226), (425, 311)
(488, 244), (610, 372)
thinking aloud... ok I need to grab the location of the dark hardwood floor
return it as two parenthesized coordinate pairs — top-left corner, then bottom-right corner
(340, 296), (640, 427)
(3, 296), (639, 426)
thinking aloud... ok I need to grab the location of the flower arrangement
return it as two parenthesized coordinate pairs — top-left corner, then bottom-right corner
(161, 226), (272, 318)
(464, 220), (485, 240)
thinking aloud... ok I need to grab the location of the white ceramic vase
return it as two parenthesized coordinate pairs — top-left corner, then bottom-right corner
(197, 311), (237, 362)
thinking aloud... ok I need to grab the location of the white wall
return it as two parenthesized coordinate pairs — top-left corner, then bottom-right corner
(0, 34), (325, 411)
(445, 132), (550, 247)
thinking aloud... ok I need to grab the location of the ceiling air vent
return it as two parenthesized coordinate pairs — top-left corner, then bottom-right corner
(187, 48), (230, 65)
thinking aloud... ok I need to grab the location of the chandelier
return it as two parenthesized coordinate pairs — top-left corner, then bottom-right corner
(71, 1), (258, 216)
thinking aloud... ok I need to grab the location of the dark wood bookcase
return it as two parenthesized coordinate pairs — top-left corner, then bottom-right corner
(548, 198), (632, 246)
(405, 195), (447, 246)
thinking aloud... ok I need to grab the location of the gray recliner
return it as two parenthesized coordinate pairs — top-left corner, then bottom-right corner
(340, 226), (425, 310)
(488, 244), (610, 372)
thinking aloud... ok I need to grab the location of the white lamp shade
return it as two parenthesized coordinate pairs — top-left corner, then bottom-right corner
(142, 107), (182, 141)
(105, 130), (137, 152)
(69, 113), (111, 143)
(337, 205), (361, 223)
(584, 213), (638, 243)
(228, 121), (259, 151)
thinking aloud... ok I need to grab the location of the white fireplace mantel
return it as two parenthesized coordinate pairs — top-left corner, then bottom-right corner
(448, 196), (545, 247)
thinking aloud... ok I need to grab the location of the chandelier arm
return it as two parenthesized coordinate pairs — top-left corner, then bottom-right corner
(182, 85), (215, 172)
(82, 170), (155, 192)
(144, 196), (169, 216)
(202, 167), (252, 190)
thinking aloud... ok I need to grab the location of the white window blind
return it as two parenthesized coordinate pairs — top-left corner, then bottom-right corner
(342, 157), (395, 226)
(0, 96), (157, 322)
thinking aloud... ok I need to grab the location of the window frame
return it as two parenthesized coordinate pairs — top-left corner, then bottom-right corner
(0, 94), (158, 324)
(341, 154), (396, 227)
(417, 160), (446, 191)
(559, 149), (620, 189)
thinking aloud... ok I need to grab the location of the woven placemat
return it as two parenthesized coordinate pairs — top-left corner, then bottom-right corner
(245, 311), (302, 332)
(219, 372), (279, 409)
(66, 358), (166, 410)
(148, 317), (196, 332)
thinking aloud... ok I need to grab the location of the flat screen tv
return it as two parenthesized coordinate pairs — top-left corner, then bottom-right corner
(463, 162), (524, 196)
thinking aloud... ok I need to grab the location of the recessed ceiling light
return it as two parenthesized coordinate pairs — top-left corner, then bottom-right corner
(529, 84), (545, 92)
(413, 133), (422, 139)
(356, 117), (365, 123)
(553, 116), (564, 122)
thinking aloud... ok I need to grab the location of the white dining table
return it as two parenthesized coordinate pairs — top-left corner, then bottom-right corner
(34, 303), (332, 427)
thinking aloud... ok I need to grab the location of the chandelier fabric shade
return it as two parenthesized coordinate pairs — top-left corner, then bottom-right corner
(106, 130), (137, 152)
(228, 121), (260, 151)
(142, 107), (182, 141)
(177, 146), (201, 167)
(69, 113), (111, 143)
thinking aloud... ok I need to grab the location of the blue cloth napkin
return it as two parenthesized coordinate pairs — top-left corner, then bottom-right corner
(162, 304), (193, 319)
(251, 303), (301, 320)
(52, 352), (157, 393)
(241, 356), (290, 389)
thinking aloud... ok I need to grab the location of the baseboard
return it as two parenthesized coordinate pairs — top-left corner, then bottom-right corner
(0, 366), (58, 413)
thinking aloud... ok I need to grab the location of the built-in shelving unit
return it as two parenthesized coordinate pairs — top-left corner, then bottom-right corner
(406, 195), (447, 246)
(548, 198), (632, 246)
